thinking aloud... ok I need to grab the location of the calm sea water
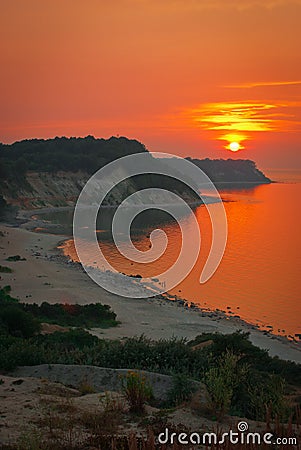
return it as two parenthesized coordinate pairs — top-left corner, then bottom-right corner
(60, 170), (301, 338)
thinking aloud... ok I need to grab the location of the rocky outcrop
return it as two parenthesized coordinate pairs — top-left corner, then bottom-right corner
(10, 364), (205, 403)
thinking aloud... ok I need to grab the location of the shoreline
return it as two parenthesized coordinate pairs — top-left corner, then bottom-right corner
(0, 223), (300, 363)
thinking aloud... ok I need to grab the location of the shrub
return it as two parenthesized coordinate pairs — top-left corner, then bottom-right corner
(0, 305), (40, 338)
(165, 373), (197, 406)
(204, 350), (249, 419)
(190, 330), (301, 387)
(247, 372), (289, 421)
(22, 301), (117, 328)
(121, 371), (153, 413)
(35, 328), (99, 349)
(0, 285), (17, 304)
(0, 265), (12, 273)
(0, 337), (48, 371)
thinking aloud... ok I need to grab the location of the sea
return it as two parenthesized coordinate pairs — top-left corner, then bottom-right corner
(40, 169), (301, 339)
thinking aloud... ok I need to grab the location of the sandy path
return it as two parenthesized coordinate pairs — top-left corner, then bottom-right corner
(0, 224), (300, 363)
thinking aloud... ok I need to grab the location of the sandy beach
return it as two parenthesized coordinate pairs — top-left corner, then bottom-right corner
(0, 224), (300, 363)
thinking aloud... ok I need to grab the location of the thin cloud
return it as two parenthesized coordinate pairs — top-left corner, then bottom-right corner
(182, 101), (301, 145)
(224, 81), (301, 89)
(128, 0), (301, 10)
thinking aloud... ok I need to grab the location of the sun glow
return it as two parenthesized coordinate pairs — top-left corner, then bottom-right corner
(184, 100), (301, 154)
(221, 133), (246, 151)
(229, 142), (241, 152)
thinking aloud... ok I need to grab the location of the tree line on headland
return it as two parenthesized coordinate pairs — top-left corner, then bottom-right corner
(0, 135), (271, 181)
(0, 136), (271, 210)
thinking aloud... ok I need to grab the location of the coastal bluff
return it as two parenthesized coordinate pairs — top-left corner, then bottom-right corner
(186, 157), (272, 186)
(0, 136), (271, 210)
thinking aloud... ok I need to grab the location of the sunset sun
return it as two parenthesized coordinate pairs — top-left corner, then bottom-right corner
(229, 142), (241, 152)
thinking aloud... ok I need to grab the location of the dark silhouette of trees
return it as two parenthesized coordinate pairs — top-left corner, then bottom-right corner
(185, 157), (271, 184)
(0, 136), (148, 179)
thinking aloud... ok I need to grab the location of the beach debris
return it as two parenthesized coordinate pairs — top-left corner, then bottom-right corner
(6, 254), (26, 262)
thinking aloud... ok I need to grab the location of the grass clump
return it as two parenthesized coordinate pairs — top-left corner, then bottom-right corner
(78, 377), (95, 395)
(121, 371), (153, 413)
(80, 392), (126, 437)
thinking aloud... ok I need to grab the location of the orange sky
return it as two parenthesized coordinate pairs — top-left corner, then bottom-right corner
(1, 0), (301, 168)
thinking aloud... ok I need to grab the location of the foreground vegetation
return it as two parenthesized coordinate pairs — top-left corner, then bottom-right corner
(1, 418), (300, 450)
(0, 286), (300, 423)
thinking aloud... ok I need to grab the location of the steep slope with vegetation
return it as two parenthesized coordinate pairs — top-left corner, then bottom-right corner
(0, 136), (200, 209)
(0, 136), (271, 210)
